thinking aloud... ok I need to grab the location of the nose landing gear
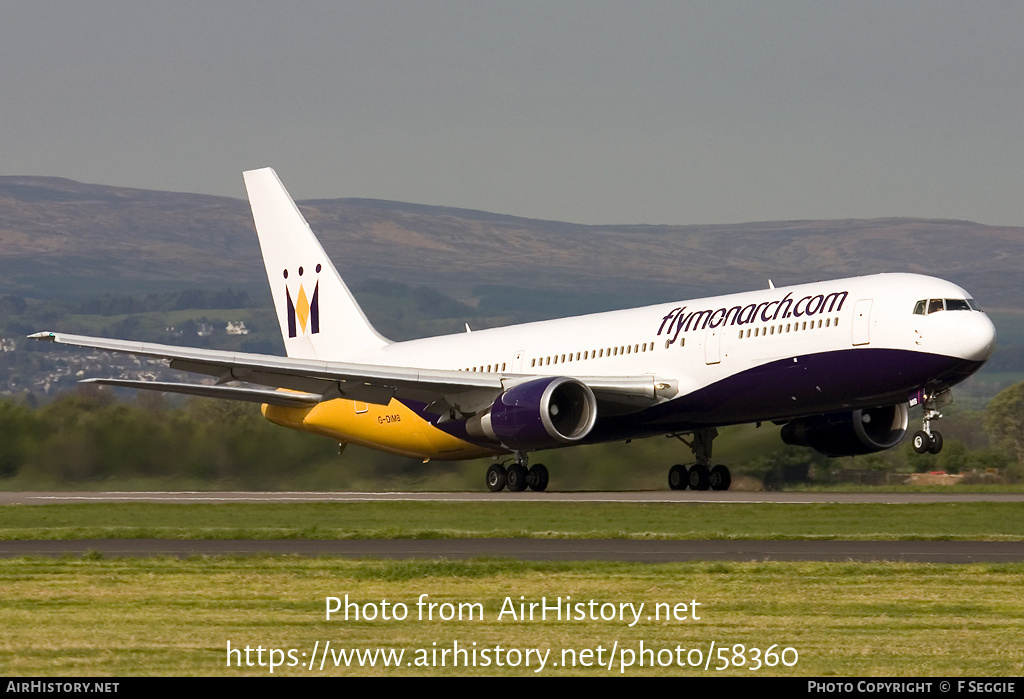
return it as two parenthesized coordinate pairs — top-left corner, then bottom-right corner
(911, 389), (952, 455)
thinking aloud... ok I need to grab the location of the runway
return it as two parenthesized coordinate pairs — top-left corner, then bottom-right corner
(1, 538), (1022, 563)
(4, 490), (1024, 504)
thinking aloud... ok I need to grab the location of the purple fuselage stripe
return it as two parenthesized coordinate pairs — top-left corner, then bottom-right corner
(402, 348), (983, 452)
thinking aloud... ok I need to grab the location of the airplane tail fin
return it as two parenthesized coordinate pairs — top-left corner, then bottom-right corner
(243, 167), (390, 360)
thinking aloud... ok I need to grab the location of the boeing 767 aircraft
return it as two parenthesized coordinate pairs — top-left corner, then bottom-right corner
(32, 168), (997, 492)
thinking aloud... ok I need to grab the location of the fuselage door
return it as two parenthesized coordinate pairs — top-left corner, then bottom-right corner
(852, 299), (872, 346)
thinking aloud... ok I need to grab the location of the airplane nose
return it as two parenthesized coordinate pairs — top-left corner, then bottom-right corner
(957, 312), (997, 361)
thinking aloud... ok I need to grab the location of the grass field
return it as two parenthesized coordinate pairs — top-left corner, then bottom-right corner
(1, 501), (1024, 540)
(3, 501), (1022, 676)
(1, 557), (1022, 676)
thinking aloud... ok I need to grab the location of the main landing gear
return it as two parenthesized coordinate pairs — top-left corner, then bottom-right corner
(668, 428), (731, 491)
(486, 453), (549, 492)
(911, 389), (952, 455)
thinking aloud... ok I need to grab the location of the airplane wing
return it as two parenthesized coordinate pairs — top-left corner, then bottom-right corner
(29, 331), (677, 416)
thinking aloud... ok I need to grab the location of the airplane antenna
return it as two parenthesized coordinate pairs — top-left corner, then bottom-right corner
(768, 279), (775, 290)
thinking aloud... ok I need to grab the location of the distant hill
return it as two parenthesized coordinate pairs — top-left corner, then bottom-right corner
(1, 175), (1021, 312)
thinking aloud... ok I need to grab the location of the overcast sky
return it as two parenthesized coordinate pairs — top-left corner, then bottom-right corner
(2, 2), (1023, 226)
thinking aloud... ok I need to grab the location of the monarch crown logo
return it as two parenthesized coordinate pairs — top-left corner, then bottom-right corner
(284, 264), (321, 338)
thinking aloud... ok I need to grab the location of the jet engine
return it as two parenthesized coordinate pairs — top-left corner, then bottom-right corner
(780, 403), (909, 457)
(466, 377), (598, 451)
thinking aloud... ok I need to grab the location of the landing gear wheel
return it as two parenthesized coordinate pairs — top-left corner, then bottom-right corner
(912, 431), (931, 454)
(670, 428), (719, 494)
(927, 431), (943, 455)
(668, 464), (689, 491)
(526, 464), (549, 492)
(710, 464), (731, 491)
(688, 464), (710, 491)
(506, 463), (528, 492)
(486, 464), (507, 492)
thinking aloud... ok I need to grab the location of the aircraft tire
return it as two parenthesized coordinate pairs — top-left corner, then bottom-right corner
(506, 464), (528, 492)
(928, 431), (943, 454)
(527, 464), (549, 492)
(912, 431), (931, 454)
(710, 464), (731, 491)
(668, 464), (689, 490)
(486, 464), (507, 492)
(688, 464), (711, 491)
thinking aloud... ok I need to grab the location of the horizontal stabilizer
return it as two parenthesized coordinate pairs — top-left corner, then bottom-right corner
(79, 378), (321, 407)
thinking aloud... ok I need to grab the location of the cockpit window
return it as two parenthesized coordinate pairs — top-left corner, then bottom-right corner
(913, 298), (981, 314)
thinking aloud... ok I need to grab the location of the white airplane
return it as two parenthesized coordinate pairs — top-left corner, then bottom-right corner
(31, 168), (997, 492)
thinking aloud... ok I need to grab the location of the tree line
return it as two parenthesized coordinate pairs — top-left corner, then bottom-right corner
(0, 388), (338, 487)
(1, 382), (1022, 490)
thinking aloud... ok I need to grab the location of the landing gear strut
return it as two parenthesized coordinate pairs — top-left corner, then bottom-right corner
(486, 453), (549, 493)
(668, 428), (731, 491)
(912, 389), (951, 455)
